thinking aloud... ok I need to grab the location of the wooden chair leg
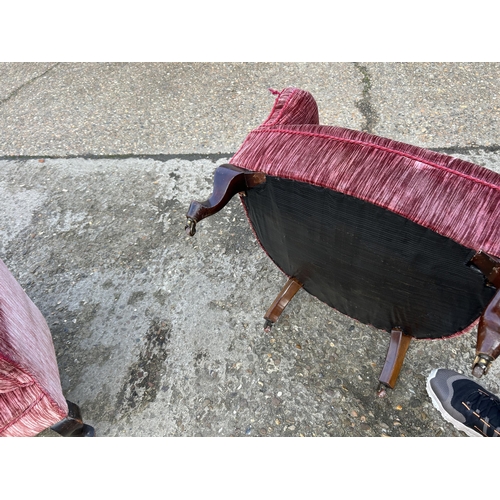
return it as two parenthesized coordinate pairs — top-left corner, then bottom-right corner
(473, 288), (500, 377)
(378, 328), (412, 389)
(50, 400), (95, 437)
(264, 277), (302, 332)
(468, 251), (500, 378)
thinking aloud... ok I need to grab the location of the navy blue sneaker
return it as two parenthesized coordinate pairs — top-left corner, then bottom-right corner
(426, 368), (500, 437)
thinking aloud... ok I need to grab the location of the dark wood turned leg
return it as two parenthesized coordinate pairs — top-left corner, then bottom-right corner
(185, 164), (266, 236)
(473, 288), (500, 377)
(264, 277), (302, 332)
(468, 251), (500, 377)
(378, 328), (412, 389)
(50, 400), (95, 437)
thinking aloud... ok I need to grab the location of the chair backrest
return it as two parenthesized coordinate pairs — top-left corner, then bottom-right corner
(231, 87), (500, 259)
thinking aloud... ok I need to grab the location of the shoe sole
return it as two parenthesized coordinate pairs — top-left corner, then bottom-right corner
(426, 368), (482, 437)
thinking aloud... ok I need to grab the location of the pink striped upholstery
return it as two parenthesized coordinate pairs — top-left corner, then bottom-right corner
(0, 259), (67, 437)
(231, 87), (500, 258)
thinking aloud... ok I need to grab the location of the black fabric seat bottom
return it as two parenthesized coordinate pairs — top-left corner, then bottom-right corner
(242, 176), (494, 339)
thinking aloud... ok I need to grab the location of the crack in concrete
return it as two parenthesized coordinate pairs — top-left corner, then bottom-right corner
(353, 62), (379, 134)
(0, 62), (60, 106)
(432, 145), (500, 155)
(1, 148), (500, 163)
(0, 153), (235, 162)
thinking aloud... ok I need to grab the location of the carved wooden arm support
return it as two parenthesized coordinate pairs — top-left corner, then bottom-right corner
(185, 164), (266, 236)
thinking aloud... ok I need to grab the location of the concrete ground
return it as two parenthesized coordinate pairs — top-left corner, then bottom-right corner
(1, 62), (500, 437)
